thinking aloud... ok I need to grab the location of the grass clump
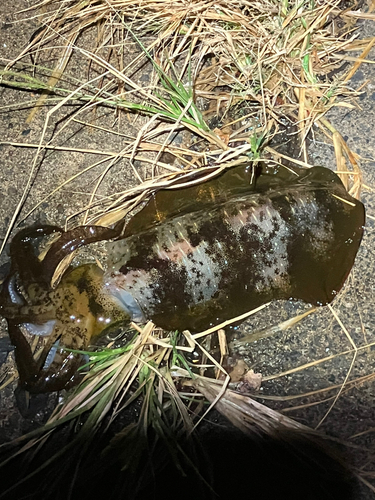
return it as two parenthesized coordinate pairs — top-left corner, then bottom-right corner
(0, 0), (374, 496)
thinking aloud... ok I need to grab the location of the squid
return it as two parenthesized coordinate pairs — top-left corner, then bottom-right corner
(0, 163), (365, 392)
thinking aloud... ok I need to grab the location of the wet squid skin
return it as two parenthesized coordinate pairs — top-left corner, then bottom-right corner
(105, 165), (365, 332)
(0, 164), (365, 392)
(0, 227), (130, 392)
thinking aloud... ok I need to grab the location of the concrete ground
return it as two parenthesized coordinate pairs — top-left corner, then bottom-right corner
(0, 0), (375, 497)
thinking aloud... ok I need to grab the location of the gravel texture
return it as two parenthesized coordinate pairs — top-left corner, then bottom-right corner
(0, 1), (375, 498)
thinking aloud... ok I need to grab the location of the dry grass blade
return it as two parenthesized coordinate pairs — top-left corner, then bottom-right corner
(173, 370), (310, 435)
(0, 0), (367, 246)
(232, 307), (317, 346)
(262, 340), (375, 382)
(0, 0), (374, 494)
